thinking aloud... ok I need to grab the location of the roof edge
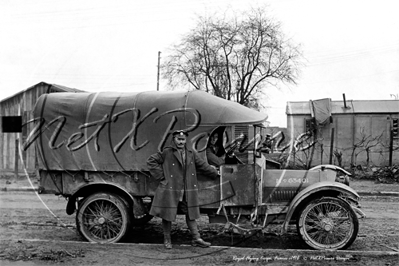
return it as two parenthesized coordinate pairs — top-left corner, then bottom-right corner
(0, 82), (86, 103)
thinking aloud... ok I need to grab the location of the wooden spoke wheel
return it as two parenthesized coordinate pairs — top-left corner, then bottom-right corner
(297, 197), (359, 250)
(76, 192), (131, 243)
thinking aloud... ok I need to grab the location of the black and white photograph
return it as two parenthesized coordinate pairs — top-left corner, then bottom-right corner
(0, 0), (398, 265)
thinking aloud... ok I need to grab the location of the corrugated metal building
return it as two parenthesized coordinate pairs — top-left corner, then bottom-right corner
(286, 99), (399, 168)
(0, 82), (85, 173)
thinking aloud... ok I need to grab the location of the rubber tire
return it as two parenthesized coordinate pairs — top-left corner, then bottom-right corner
(76, 192), (131, 243)
(296, 196), (359, 250)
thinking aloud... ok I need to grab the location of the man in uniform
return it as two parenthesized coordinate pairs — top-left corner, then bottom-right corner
(147, 130), (219, 249)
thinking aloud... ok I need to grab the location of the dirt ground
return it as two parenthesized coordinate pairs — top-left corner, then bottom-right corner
(0, 174), (398, 265)
(349, 178), (399, 193)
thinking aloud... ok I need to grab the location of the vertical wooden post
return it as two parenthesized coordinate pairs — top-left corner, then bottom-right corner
(329, 128), (335, 164)
(320, 144), (324, 165)
(157, 51), (161, 91)
(293, 142), (296, 167)
(307, 144), (315, 169)
(14, 138), (19, 178)
(389, 129), (393, 167)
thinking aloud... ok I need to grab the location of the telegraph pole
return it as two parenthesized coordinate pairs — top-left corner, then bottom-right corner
(157, 51), (161, 91)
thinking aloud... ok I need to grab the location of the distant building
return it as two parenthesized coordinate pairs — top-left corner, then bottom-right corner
(285, 98), (399, 168)
(0, 82), (85, 173)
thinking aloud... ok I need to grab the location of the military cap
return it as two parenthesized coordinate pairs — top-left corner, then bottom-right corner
(172, 130), (188, 137)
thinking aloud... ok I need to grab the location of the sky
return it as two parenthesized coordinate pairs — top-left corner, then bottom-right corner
(0, 0), (398, 127)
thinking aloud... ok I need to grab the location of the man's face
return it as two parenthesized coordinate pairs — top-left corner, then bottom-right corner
(210, 134), (218, 145)
(174, 135), (186, 149)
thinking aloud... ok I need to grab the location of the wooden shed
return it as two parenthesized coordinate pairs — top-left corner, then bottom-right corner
(0, 82), (85, 174)
(286, 98), (399, 168)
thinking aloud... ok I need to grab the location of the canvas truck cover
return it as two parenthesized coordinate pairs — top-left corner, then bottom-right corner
(28, 90), (267, 172)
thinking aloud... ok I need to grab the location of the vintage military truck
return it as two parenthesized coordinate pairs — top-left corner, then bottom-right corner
(26, 90), (365, 250)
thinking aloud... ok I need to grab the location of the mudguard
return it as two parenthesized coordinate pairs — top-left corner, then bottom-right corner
(280, 181), (359, 233)
(309, 164), (352, 176)
(66, 182), (138, 215)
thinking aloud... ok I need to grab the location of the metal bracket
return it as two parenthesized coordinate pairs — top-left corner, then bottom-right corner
(133, 172), (139, 182)
(223, 222), (262, 236)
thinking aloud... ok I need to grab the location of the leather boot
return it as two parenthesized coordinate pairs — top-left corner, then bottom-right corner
(163, 234), (172, 249)
(186, 217), (211, 248)
(192, 238), (211, 248)
(162, 219), (172, 249)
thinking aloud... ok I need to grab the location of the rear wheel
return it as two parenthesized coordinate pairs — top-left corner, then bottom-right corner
(76, 192), (131, 243)
(297, 196), (358, 250)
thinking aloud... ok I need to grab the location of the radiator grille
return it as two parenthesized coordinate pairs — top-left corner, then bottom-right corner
(271, 190), (297, 201)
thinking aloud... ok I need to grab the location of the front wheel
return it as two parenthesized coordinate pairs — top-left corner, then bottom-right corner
(297, 197), (359, 250)
(76, 192), (131, 243)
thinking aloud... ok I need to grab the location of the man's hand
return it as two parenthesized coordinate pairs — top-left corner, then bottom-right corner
(226, 152), (235, 158)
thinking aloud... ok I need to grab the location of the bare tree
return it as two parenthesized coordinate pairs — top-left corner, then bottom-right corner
(162, 6), (303, 108)
(350, 128), (384, 168)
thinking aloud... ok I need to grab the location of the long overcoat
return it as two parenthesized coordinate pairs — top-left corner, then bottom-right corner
(147, 142), (219, 221)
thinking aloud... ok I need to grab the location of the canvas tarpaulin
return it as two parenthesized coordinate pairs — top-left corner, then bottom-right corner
(28, 90), (267, 172)
(309, 98), (332, 125)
